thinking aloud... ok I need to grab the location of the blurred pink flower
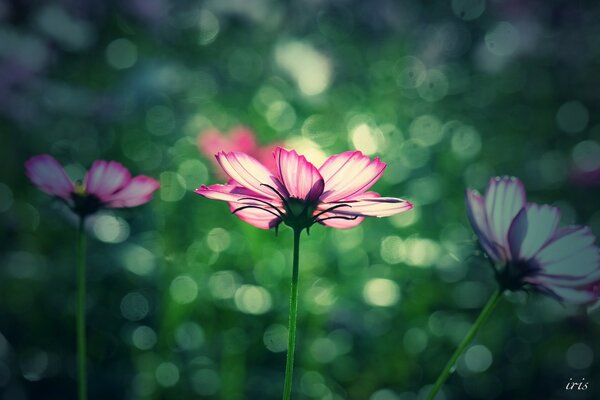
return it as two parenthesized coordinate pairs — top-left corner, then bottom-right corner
(197, 126), (280, 175)
(25, 155), (159, 216)
(196, 147), (413, 230)
(466, 176), (600, 304)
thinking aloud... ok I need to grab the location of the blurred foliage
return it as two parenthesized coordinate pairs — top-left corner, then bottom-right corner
(1, 0), (600, 399)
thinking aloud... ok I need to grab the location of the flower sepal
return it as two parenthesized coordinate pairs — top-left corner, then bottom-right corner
(71, 192), (103, 218)
(494, 261), (538, 292)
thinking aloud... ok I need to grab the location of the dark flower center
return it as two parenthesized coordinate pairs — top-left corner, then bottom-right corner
(496, 260), (540, 292)
(231, 183), (358, 234)
(71, 192), (103, 217)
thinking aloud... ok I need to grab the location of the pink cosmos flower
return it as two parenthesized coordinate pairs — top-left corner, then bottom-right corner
(196, 147), (413, 231)
(25, 154), (160, 216)
(197, 126), (281, 174)
(466, 176), (600, 304)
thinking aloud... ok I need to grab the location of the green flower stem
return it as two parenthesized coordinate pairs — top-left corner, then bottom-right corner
(426, 288), (503, 400)
(76, 217), (87, 400)
(282, 228), (302, 400)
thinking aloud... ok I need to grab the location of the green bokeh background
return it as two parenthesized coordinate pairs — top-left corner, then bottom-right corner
(1, 1), (599, 399)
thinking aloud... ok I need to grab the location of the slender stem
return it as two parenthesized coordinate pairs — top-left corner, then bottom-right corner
(76, 217), (87, 400)
(426, 289), (503, 400)
(282, 228), (301, 400)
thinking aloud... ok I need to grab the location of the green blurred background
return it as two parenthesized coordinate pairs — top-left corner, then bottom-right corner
(1, 0), (599, 399)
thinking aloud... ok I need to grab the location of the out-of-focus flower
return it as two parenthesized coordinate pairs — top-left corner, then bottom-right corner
(466, 176), (600, 304)
(196, 147), (413, 230)
(25, 154), (159, 216)
(570, 168), (600, 186)
(197, 126), (280, 175)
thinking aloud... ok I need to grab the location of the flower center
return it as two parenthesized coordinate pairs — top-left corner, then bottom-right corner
(283, 197), (317, 230)
(497, 260), (540, 291)
(71, 187), (103, 217)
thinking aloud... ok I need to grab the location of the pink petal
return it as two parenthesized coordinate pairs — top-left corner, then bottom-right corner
(84, 160), (131, 201)
(197, 184), (285, 228)
(483, 177), (526, 261)
(275, 147), (324, 202)
(507, 204), (560, 261)
(105, 176), (159, 208)
(198, 127), (258, 158)
(318, 216), (365, 229)
(465, 189), (501, 262)
(256, 144), (282, 174)
(216, 151), (284, 199)
(230, 127), (258, 153)
(317, 192), (413, 218)
(534, 226), (600, 278)
(198, 130), (231, 157)
(196, 184), (283, 208)
(318, 151), (386, 202)
(228, 202), (281, 230)
(25, 154), (74, 200)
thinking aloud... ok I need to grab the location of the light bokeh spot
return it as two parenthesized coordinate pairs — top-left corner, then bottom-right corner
(155, 362), (179, 387)
(363, 278), (400, 307)
(93, 214), (130, 243)
(464, 344), (493, 372)
(234, 285), (272, 314)
(169, 275), (198, 304)
(106, 38), (137, 69)
(275, 41), (332, 95)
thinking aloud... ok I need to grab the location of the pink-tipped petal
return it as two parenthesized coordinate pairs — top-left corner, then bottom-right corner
(84, 160), (131, 201)
(25, 154), (74, 200)
(216, 151), (284, 199)
(318, 215), (365, 229)
(318, 151), (386, 202)
(318, 192), (413, 218)
(105, 176), (159, 208)
(465, 189), (501, 262)
(196, 184), (284, 209)
(534, 226), (600, 278)
(484, 176), (526, 260)
(275, 147), (324, 202)
(228, 202), (280, 230)
(197, 184), (285, 228)
(508, 204), (560, 261)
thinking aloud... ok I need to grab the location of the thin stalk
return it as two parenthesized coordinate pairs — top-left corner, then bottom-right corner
(282, 228), (301, 400)
(426, 289), (503, 400)
(76, 217), (87, 400)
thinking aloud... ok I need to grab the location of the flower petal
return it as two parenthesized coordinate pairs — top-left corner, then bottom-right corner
(318, 192), (413, 218)
(465, 189), (501, 262)
(196, 184), (283, 208)
(534, 226), (600, 278)
(257, 144), (283, 174)
(541, 285), (597, 304)
(230, 127), (258, 152)
(197, 184), (285, 227)
(105, 176), (159, 208)
(84, 160), (131, 201)
(484, 177), (526, 260)
(318, 151), (386, 202)
(216, 151), (284, 199)
(317, 215), (365, 229)
(25, 154), (74, 200)
(508, 204), (560, 260)
(228, 202), (281, 230)
(275, 148), (324, 202)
